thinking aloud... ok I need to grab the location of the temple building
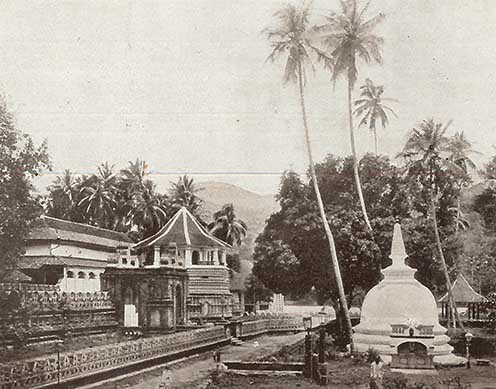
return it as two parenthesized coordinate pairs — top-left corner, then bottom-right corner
(133, 207), (234, 322)
(18, 216), (136, 293)
(353, 223), (465, 367)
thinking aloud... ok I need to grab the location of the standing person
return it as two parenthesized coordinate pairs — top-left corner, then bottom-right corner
(369, 355), (384, 389)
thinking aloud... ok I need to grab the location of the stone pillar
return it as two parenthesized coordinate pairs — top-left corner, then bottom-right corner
(213, 249), (219, 265)
(154, 245), (161, 267)
(221, 250), (227, 266)
(185, 249), (192, 267)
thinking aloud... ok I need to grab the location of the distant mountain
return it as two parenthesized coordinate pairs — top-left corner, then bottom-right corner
(197, 181), (279, 261)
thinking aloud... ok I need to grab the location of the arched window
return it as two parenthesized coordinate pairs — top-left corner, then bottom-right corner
(192, 250), (200, 265)
(77, 271), (86, 279)
(88, 272), (96, 280)
(67, 271), (74, 279)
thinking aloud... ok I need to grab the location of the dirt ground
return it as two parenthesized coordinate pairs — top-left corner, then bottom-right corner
(87, 332), (306, 389)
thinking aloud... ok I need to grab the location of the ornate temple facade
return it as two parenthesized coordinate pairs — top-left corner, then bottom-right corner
(133, 207), (234, 322)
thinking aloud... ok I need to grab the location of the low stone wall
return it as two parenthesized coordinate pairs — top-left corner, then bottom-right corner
(239, 316), (302, 339)
(0, 314), (317, 388)
(0, 291), (117, 345)
(0, 326), (227, 388)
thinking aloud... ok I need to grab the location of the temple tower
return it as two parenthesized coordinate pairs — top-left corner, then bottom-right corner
(133, 207), (233, 322)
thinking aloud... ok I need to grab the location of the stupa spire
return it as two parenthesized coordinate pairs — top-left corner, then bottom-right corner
(390, 223), (407, 266)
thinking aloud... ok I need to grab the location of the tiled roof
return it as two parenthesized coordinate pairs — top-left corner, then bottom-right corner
(18, 256), (108, 269)
(28, 216), (132, 249)
(439, 273), (486, 303)
(134, 207), (230, 250)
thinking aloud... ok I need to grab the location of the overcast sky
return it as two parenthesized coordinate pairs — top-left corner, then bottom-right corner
(1, 0), (496, 194)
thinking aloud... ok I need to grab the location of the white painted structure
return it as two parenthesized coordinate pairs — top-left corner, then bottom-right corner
(353, 223), (465, 366)
(19, 216), (136, 293)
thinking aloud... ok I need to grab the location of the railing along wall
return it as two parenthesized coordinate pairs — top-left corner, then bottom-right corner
(0, 291), (117, 343)
(0, 326), (227, 389)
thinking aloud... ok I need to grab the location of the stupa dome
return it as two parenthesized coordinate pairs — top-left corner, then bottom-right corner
(353, 223), (465, 367)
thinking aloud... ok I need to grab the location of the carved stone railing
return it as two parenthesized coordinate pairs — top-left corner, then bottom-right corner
(0, 283), (59, 294)
(0, 291), (117, 343)
(0, 326), (228, 388)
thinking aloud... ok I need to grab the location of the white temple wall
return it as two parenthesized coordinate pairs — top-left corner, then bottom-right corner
(58, 267), (104, 293)
(50, 243), (111, 262)
(24, 243), (51, 256)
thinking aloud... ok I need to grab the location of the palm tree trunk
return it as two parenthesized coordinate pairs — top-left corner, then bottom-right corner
(430, 198), (465, 331)
(373, 128), (378, 156)
(455, 195), (461, 235)
(347, 78), (372, 231)
(298, 62), (354, 351)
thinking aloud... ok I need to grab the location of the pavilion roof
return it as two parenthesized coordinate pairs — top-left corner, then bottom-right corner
(133, 207), (230, 250)
(28, 216), (133, 249)
(439, 273), (486, 303)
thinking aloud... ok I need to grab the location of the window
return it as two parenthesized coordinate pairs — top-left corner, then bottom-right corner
(67, 271), (74, 279)
(77, 271), (86, 279)
(88, 272), (96, 280)
(122, 257), (128, 265)
(130, 260), (135, 266)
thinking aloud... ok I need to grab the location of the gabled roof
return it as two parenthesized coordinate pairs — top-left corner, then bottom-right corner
(439, 273), (486, 303)
(28, 216), (133, 249)
(134, 207), (230, 250)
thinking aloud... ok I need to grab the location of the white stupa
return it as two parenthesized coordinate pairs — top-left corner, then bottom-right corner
(353, 223), (465, 367)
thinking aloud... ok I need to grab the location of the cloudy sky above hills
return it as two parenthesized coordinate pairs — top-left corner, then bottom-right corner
(1, 1), (495, 194)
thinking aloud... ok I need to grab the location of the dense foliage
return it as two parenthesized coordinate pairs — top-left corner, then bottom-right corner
(253, 153), (463, 304)
(0, 102), (50, 273)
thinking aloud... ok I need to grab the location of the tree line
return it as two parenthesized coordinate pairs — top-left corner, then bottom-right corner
(260, 0), (483, 348)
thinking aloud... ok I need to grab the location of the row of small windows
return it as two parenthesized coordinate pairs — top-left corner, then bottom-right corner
(66, 271), (98, 279)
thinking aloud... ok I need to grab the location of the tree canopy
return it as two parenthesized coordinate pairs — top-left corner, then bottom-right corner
(0, 101), (50, 272)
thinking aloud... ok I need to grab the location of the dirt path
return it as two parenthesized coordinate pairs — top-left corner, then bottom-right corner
(86, 332), (305, 389)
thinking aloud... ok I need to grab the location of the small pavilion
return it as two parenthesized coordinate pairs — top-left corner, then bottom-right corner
(133, 207), (233, 322)
(439, 273), (486, 320)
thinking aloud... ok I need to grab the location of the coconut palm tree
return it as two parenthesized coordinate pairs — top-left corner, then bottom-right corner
(446, 132), (479, 234)
(265, 2), (353, 349)
(126, 180), (169, 238)
(316, 0), (385, 231)
(169, 175), (203, 217)
(121, 159), (149, 193)
(46, 169), (81, 220)
(209, 204), (247, 246)
(398, 119), (464, 330)
(354, 78), (397, 155)
(77, 163), (118, 229)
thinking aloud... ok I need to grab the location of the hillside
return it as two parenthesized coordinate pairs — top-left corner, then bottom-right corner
(197, 181), (279, 261)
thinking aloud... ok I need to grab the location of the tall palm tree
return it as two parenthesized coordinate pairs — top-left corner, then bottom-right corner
(316, 0), (385, 231)
(354, 78), (397, 155)
(77, 163), (118, 229)
(126, 180), (169, 237)
(446, 132), (479, 234)
(265, 2), (353, 349)
(169, 175), (203, 216)
(209, 204), (247, 246)
(47, 169), (80, 219)
(398, 119), (464, 330)
(121, 159), (149, 193)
